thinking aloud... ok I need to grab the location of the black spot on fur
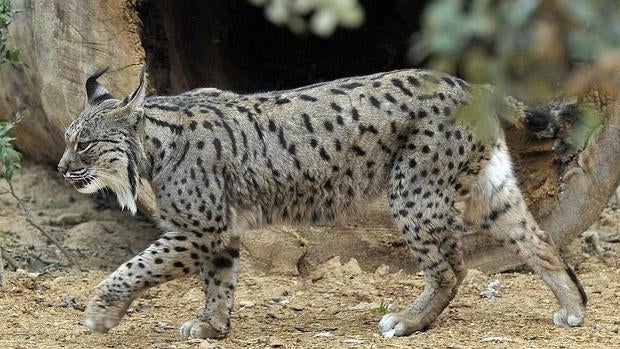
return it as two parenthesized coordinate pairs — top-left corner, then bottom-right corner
(407, 76), (420, 87)
(302, 113), (314, 133)
(213, 138), (222, 159)
(214, 257), (233, 269)
(299, 94), (318, 102)
(369, 96), (381, 109)
(391, 79), (413, 97)
(350, 145), (366, 156)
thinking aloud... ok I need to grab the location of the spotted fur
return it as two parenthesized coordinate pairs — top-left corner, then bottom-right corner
(58, 67), (587, 339)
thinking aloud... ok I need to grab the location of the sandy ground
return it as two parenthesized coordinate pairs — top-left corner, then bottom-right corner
(1, 160), (619, 349)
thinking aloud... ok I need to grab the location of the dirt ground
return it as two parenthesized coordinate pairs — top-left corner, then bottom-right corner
(1, 160), (619, 349)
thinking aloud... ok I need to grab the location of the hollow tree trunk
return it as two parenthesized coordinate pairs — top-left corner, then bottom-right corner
(0, 0), (617, 273)
(465, 93), (620, 271)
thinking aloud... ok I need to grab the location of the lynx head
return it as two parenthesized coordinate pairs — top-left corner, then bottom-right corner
(58, 67), (147, 214)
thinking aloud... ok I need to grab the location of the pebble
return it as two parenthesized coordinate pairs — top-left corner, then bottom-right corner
(342, 338), (364, 344)
(482, 336), (510, 343)
(269, 337), (283, 347)
(480, 279), (501, 298)
(314, 331), (333, 337)
(239, 300), (256, 308)
(374, 264), (390, 276)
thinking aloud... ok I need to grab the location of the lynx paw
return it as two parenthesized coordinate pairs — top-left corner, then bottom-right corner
(553, 307), (585, 327)
(378, 311), (428, 337)
(84, 294), (132, 333)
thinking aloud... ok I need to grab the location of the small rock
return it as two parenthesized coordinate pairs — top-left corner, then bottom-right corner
(155, 320), (175, 330)
(349, 302), (375, 311)
(480, 279), (501, 298)
(314, 331), (333, 338)
(269, 338), (283, 347)
(16, 269), (40, 278)
(582, 230), (603, 254)
(59, 296), (85, 311)
(239, 300), (255, 308)
(266, 297), (289, 306)
(154, 344), (177, 349)
(289, 303), (305, 311)
(375, 264), (390, 276)
(342, 338), (364, 345)
(51, 276), (66, 284)
(482, 336), (510, 343)
(342, 258), (362, 275)
(199, 340), (222, 349)
(48, 212), (85, 226)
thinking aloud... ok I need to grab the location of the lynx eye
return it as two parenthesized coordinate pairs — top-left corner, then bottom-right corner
(76, 141), (92, 152)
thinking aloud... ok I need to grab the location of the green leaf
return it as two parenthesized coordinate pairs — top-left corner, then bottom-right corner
(568, 104), (604, 151)
(507, 0), (540, 26)
(450, 85), (502, 143)
(0, 121), (22, 182)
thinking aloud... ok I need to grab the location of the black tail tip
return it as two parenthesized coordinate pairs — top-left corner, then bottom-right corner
(565, 264), (588, 306)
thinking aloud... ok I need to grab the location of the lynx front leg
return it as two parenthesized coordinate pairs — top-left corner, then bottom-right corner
(180, 237), (240, 339)
(84, 231), (212, 333)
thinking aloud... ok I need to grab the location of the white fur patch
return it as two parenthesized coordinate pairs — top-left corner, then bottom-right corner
(482, 148), (512, 188)
(107, 180), (138, 215)
(76, 176), (137, 215)
(76, 181), (100, 194)
(567, 314), (582, 327)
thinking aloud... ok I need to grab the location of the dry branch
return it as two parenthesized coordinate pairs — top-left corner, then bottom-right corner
(5, 181), (76, 267)
(0, 249), (4, 288)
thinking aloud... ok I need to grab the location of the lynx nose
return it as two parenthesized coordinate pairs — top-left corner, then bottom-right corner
(57, 162), (68, 174)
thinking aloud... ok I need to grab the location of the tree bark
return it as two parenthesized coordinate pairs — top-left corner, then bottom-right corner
(465, 92), (620, 271)
(0, 0), (144, 162)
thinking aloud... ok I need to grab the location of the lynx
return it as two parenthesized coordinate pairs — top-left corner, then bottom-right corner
(58, 67), (587, 339)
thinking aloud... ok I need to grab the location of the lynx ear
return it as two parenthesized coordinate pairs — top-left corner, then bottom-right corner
(119, 66), (147, 109)
(85, 67), (115, 105)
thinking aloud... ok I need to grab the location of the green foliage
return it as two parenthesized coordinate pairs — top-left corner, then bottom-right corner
(411, 0), (620, 103)
(451, 85), (502, 143)
(569, 103), (605, 151)
(0, 0), (23, 182)
(376, 299), (389, 314)
(0, 0), (24, 66)
(248, 0), (364, 37)
(0, 121), (21, 181)
(411, 0), (615, 150)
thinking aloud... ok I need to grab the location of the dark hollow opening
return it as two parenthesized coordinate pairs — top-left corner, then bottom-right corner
(136, 0), (427, 95)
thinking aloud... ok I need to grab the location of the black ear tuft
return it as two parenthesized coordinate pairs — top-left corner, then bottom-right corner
(86, 66), (115, 105)
(120, 65), (147, 108)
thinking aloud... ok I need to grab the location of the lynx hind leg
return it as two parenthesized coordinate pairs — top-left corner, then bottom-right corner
(180, 237), (240, 339)
(379, 150), (467, 336)
(468, 143), (587, 326)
